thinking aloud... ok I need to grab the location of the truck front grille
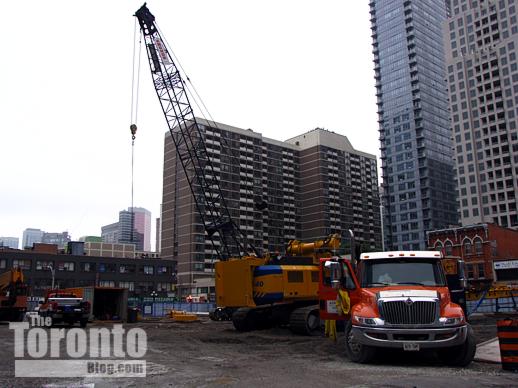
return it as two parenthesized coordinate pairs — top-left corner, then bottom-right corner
(379, 300), (437, 325)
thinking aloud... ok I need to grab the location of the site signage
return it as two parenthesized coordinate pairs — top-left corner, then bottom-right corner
(494, 260), (518, 270)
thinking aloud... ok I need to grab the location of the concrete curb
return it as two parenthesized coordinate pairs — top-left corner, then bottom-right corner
(474, 337), (501, 364)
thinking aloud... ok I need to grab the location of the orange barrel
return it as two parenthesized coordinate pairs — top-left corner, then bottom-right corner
(497, 318), (518, 372)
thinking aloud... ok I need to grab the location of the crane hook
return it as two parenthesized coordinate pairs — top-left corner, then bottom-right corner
(130, 124), (137, 140)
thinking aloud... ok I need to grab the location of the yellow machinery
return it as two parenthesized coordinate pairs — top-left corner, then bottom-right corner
(169, 310), (199, 322)
(0, 268), (28, 321)
(214, 234), (341, 334)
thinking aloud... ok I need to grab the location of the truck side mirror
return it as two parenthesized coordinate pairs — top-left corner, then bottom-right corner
(325, 261), (341, 290)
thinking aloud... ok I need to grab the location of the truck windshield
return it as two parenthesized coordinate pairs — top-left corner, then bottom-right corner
(361, 259), (446, 288)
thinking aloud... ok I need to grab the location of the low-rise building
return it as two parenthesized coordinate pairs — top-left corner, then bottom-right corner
(0, 245), (177, 297)
(427, 223), (518, 284)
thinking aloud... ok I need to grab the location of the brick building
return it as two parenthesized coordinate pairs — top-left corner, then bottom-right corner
(427, 223), (518, 283)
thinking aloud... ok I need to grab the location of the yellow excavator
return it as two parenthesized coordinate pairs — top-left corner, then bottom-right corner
(213, 234), (341, 334)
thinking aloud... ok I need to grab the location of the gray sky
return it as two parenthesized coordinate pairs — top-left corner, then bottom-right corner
(0, 0), (378, 250)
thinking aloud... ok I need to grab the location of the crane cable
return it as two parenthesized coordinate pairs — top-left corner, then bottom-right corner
(130, 18), (142, 243)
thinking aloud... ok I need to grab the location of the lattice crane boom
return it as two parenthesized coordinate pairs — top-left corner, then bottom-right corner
(134, 3), (257, 259)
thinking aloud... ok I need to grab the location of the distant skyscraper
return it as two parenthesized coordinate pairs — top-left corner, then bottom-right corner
(370, 0), (458, 250)
(101, 207), (152, 251)
(22, 228), (44, 249)
(156, 216), (161, 253)
(0, 237), (19, 249)
(444, 0), (518, 229)
(101, 222), (119, 244)
(129, 207), (152, 252)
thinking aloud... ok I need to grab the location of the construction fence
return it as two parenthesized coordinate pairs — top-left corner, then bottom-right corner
(467, 296), (518, 315)
(128, 297), (216, 317)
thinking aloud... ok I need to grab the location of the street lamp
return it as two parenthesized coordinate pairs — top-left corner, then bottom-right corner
(46, 265), (55, 290)
(150, 290), (157, 302)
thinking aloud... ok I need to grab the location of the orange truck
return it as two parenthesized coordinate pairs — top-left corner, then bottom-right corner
(38, 290), (90, 327)
(320, 251), (475, 366)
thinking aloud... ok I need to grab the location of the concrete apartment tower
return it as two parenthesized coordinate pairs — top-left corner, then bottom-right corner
(370, 0), (458, 250)
(444, 0), (518, 229)
(161, 119), (381, 296)
(285, 130), (381, 246)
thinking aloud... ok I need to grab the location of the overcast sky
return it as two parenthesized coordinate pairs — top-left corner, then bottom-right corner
(0, 0), (378, 250)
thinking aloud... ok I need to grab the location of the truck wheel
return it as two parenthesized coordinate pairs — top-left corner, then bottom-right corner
(344, 320), (376, 363)
(80, 319), (88, 328)
(437, 324), (476, 367)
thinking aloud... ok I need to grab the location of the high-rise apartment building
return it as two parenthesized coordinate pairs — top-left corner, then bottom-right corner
(370, 0), (458, 250)
(22, 228), (44, 249)
(444, 0), (518, 229)
(161, 119), (381, 295)
(285, 130), (381, 245)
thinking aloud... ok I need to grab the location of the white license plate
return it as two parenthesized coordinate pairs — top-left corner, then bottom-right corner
(403, 343), (420, 351)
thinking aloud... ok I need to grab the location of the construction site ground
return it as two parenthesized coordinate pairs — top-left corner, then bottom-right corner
(0, 314), (516, 387)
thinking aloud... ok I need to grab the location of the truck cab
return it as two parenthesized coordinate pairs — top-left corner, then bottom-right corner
(38, 291), (90, 327)
(319, 251), (475, 366)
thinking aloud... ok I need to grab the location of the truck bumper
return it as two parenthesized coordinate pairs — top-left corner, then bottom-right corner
(351, 324), (468, 349)
(50, 312), (88, 322)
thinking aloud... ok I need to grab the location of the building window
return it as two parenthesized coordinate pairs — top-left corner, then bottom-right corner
(467, 264), (475, 279)
(477, 263), (485, 279)
(99, 280), (115, 287)
(136, 282), (153, 293)
(444, 241), (453, 256)
(119, 281), (135, 291)
(36, 261), (54, 271)
(474, 238), (483, 255)
(142, 265), (154, 275)
(120, 264), (136, 274)
(81, 262), (96, 272)
(157, 266), (169, 274)
(99, 263), (116, 273)
(156, 282), (172, 292)
(463, 239), (473, 255)
(58, 262), (75, 272)
(12, 259), (31, 270)
(0, 259), (6, 269)
(434, 241), (443, 252)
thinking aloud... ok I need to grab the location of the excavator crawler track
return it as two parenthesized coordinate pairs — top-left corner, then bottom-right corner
(289, 305), (321, 335)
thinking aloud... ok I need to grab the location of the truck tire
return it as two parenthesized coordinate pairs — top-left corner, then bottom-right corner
(344, 320), (376, 363)
(437, 324), (476, 367)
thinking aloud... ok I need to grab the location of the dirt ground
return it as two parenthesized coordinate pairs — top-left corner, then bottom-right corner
(0, 314), (516, 388)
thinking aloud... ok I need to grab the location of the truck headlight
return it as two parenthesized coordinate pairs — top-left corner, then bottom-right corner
(439, 316), (464, 326)
(354, 316), (385, 326)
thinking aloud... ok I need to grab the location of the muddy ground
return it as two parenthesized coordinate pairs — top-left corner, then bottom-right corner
(0, 314), (516, 388)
